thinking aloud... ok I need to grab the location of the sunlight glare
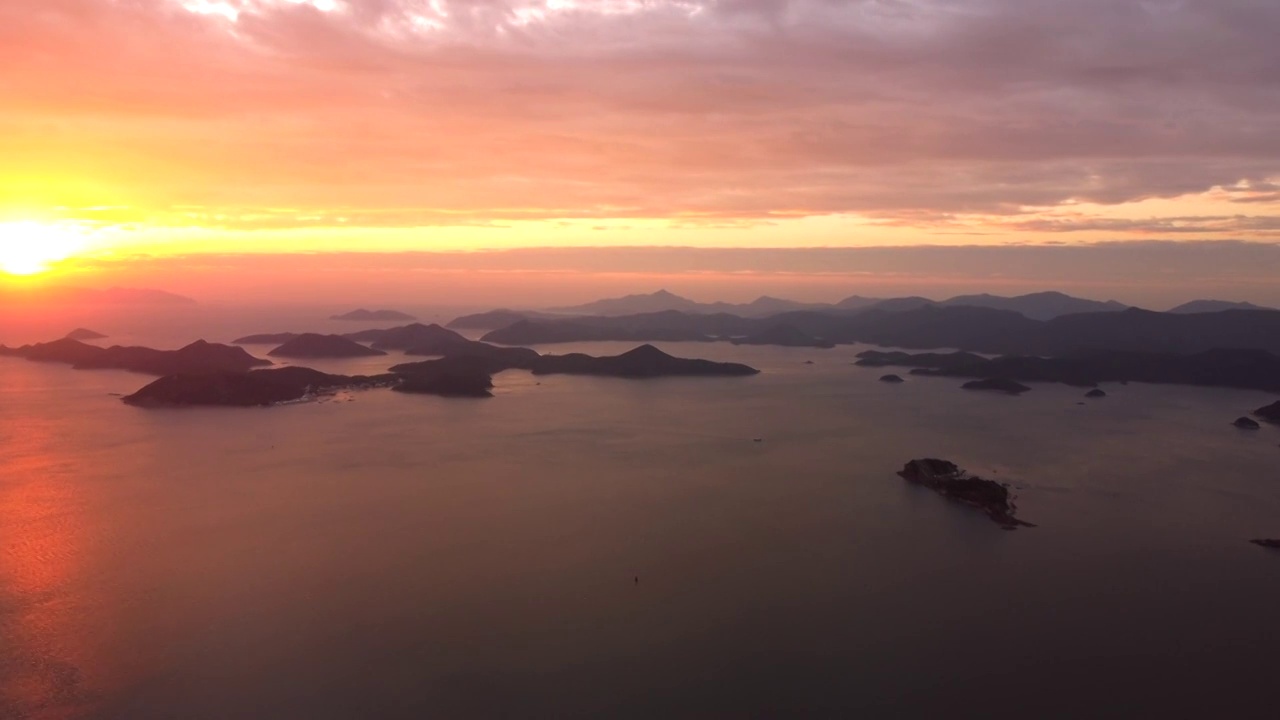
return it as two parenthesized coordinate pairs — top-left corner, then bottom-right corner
(0, 222), (88, 276)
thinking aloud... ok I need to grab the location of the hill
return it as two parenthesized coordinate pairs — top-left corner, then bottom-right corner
(268, 334), (387, 358)
(1167, 300), (1274, 314)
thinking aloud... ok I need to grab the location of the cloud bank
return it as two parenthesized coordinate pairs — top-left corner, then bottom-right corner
(3, 0), (1279, 232)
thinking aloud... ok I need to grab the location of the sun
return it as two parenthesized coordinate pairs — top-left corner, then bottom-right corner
(0, 221), (88, 276)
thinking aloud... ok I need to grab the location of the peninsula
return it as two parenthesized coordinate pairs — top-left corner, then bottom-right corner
(123, 367), (395, 407)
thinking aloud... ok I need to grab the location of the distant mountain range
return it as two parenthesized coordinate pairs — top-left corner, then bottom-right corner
(542, 289), (1275, 321)
(1166, 300), (1274, 314)
(0, 285), (197, 305)
(475, 305), (1280, 356)
(544, 289), (1131, 321)
(331, 309), (417, 321)
(545, 290), (833, 318)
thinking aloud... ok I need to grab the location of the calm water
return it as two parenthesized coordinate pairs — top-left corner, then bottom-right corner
(2, 307), (1279, 718)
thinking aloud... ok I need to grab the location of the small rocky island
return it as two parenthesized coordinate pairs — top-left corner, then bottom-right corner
(1250, 539), (1280, 549)
(268, 333), (387, 358)
(897, 459), (1033, 530)
(962, 378), (1032, 395)
(1233, 417), (1261, 430)
(1085, 388), (1107, 398)
(331, 309), (417, 321)
(880, 374), (905, 383)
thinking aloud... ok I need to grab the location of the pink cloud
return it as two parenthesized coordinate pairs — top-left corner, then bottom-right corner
(3, 0), (1279, 226)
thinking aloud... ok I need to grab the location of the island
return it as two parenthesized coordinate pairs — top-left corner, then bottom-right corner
(232, 332), (301, 345)
(855, 348), (1280, 394)
(1085, 388), (1107, 398)
(123, 367), (396, 407)
(268, 333), (387, 358)
(331, 309), (417, 322)
(1250, 539), (1280, 549)
(896, 459), (1033, 530)
(1233, 417), (1261, 430)
(345, 323), (472, 351)
(446, 309), (541, 330)
(392, 357), (496, 398)
(531, 344), (759, 378)
(396, 341), (541, 371)
(1256, 401), (1280, 424)
(730, 324), (835, 349)
(65, 328), (108, 341)
(481, 316), (722, 346)
(454, 303), (1280, 354)
(880, 374), (905, 383)
(0, 338), (271, 375)
(393, 342), (758, 381)
(962, 378), (1032, 395)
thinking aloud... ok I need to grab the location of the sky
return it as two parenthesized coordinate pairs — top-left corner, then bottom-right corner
(1, 0), (1279, 305)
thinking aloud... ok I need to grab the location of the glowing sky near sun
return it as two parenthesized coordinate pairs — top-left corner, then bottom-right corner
(1, 0), (1278, 275)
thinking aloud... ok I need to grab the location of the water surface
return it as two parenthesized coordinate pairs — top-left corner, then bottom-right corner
(2, 309), (1279, 718)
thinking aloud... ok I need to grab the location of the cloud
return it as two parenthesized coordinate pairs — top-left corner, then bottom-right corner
(2, 0), (1279, 227)
(1010, 215), (1280, 235)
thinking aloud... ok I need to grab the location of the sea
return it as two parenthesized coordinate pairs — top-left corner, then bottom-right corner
(1, 304), (1279, 719)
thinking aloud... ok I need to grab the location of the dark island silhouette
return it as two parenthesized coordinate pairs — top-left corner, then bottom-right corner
(1085, 388), (1108, 398)
(540, 289), (1130, 321)
(855, 347), (1280, 394)
(446, 309), (557, 330)
(65, 328), (108, 341)
(399, 340), (541, 369)
(347, 323), (472, 351)
(1255, 401), (1280, 424)
(879, 374), (905, 383)
(961, 378), (1032, 395)
(1168, 299), (1275, 314)
(392, 357), (497, 398)
(234, 324), (470, 349)
(482, 317), (719, 345)
(116, 340), (758, 407)
(897, 459), (1033, 530)
(531, 344), (759, 378)
(393, 343), (758, 380)
(729, 324), (835, 349)
(230, 323), (474, 352)
(1251, 539), (1280, 550)
(331, 309), (417, 321)
(124, 367), (395, 407)
(470, 305), (1280, 356)
(268, 334), (387, 359)
(1233, 417), (1261, 430)
(1, 338), (271, 375)
(233, 332), (301, 345)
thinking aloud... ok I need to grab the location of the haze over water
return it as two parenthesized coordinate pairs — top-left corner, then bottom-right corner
(2, 307), (1279, 719)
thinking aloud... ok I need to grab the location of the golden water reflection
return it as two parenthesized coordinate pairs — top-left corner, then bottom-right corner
(0, 397), (96, 719)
